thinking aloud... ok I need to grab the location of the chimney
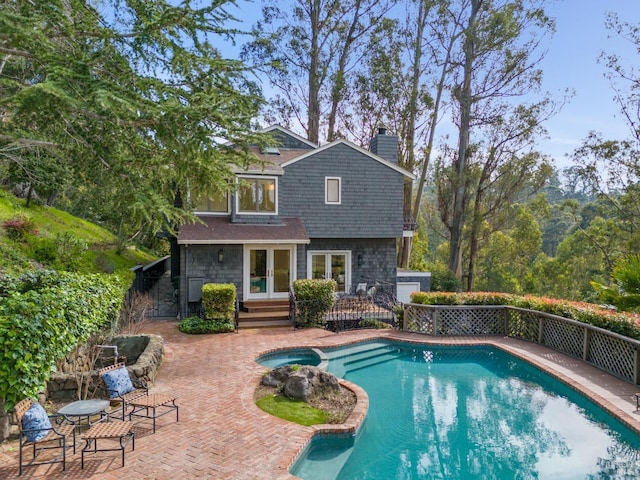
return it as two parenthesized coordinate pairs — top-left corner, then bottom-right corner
(369, 127), (398, 164)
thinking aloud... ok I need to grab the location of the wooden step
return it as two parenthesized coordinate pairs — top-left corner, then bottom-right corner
(237, 300), (291, 328)
(238, 311), (289, 320)
(237, 318), (293, 329)
(241, 300), (289, 313)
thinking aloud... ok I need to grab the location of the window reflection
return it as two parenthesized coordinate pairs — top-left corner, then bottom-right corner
(238, 177), (276, 213)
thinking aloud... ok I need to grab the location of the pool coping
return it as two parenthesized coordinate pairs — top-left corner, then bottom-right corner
(256, 332), (640, 478)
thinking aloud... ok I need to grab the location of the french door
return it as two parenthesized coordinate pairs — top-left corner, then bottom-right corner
(307, 251), (351, 293)
(244, 245), (294, 299)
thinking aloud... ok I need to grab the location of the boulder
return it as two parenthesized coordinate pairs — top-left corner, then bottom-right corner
(263, 365), (340, 401)
(262, 365), (296, 387)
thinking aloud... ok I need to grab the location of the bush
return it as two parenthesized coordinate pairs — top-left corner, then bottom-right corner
(178, 316), (235, 334)
(2, 214), (37, 240)
(409, 291), (640, 340)
(0, 270), (131, 410)
(292, 279), (336, 328)
(201, 283), (236, 321)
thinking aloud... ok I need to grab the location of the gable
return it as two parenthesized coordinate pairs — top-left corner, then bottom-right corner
(260, 125), (317, 150)
(281, 139), (415, 180)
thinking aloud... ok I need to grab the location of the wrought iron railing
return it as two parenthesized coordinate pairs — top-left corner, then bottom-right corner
(403, 304), (640, 386)
(289, 282), (401, 332)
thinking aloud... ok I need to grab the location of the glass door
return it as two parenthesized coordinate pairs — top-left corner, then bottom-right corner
(309, 251), (350, 293)
(246, 246), (294, 299)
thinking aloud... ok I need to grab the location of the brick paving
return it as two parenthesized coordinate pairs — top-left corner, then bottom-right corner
(1, 323), (639, 479)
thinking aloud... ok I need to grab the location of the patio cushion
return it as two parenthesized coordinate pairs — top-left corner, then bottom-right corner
(102, 366), (134, 399)
(21, 402), (52, 442)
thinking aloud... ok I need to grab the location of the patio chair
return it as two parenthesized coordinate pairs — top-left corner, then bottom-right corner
(98, 363), (148, 420)
(14, 398), (75, 476)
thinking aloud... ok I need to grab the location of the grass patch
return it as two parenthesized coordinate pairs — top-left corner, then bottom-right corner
(0, 188), (159, 274)
(256, 394), (326, 426)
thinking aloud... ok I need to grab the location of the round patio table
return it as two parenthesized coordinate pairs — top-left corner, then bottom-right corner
(58, 399), (110, 427)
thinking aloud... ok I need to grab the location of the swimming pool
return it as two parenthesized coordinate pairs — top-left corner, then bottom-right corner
(291, 341), (640, 480)
(256, 347), (325, 369)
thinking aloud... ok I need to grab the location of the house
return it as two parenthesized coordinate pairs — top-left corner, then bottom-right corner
(175, 125), (418, 322)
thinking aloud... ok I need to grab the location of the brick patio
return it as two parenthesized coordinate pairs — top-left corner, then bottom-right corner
(1, 322), (639, 479)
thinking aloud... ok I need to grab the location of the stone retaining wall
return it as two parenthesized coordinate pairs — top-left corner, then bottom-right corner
(0, 334), (163, 441)
(47, 334), (164, 401)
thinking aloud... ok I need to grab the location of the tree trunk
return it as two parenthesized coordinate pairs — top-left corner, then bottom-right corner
(327, 0), (362, 141)
(398, 0), (427, 268)
(308, 0), (321, 144)
(449, 0), (480, 280)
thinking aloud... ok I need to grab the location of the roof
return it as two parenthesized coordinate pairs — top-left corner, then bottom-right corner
(259, 125), (318, 148)
(280, 139), (416, 180)
(177, 216), (310, 245)
(234, 146), (313, 175)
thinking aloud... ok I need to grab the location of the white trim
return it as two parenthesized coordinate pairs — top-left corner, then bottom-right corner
(179, 239), (309, 245)
(244, 244), (297, 300)
(306, 250), (351, 293)
(280, 139), (415, 180)
(325, 176), (341, 204)
(397, 270), (431, 277)
(235, 175), (278, 215)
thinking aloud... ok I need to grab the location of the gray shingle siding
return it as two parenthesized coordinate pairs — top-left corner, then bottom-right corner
(369, 133), (399, 164)
(272, 130), (315, 149)
(299, 238), (397, 288)
(279, 143), (405, 238)
(179, 244), (244, 316)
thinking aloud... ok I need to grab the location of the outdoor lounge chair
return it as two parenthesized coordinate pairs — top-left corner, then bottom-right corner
(14, 398), (75, 475)
(98, 363), (148, 420)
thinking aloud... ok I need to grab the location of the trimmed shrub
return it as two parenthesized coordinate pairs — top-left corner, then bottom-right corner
(293, 279), (336, 328)
(178, 316), (235, 334)
(201, 283), (236, 321)
(409, 291), (640, 340)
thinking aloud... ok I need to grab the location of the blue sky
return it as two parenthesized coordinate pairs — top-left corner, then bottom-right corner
(227, 0), (640, 169)
(539, 0), (640, 167)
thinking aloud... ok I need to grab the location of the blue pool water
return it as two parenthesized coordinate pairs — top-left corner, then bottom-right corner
(256, 348), (322, 368)
(291, 341), (640, 480)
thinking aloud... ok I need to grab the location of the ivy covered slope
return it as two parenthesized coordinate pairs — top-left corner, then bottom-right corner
(0, 189), (156, 275)
(0, 188), (157, 410)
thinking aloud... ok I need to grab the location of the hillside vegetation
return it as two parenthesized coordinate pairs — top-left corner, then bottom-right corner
(0, 189), (157, 275)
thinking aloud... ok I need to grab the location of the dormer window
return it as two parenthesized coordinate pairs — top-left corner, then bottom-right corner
(237, 176), (277, 214)
(325, 177), (341, 204)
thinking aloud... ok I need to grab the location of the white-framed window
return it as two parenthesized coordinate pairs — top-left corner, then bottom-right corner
(236, 175), (277, 214)
(307, 250), (351, 293)
(325, 177), (341, 204)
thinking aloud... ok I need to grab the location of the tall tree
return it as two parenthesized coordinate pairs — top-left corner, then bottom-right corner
(243, 0), (394, 144)
(0, 0), (262, 244)
(446, 0), (554, 280)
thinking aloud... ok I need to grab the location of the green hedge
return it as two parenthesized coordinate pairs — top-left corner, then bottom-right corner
(177, 316), (235, 334)
(201, 283), (236, 321)
(293, 279), (336, 328)
(410, 292), (640, 340)
(0, 270), (131, 411)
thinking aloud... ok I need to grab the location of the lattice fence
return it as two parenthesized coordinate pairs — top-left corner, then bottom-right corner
(506, 308), (539, 342)
(437, 307), (505, 335)
(588, 331), (637, 382)
(541, 317), (585, 358)
(402, 304), (640, 385)
(403, 305), (435, 334)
